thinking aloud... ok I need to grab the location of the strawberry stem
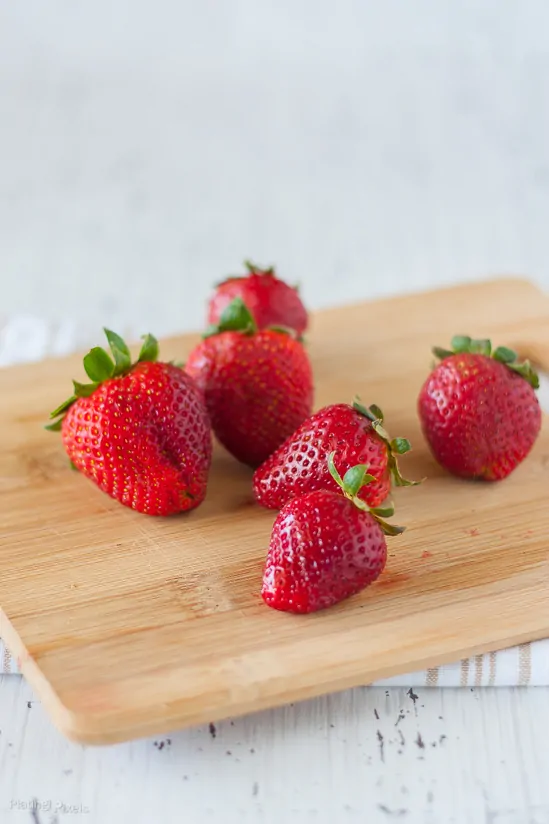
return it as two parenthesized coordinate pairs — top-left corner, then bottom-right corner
(433, 336), (540, 389)
(352, 397), (419, 488)
(327, 451), (406, 536)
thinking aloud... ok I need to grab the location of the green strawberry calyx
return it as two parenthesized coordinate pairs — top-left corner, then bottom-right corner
(433, 335), (540, 389)
(327, 452), (405, 536)
(244, 259), (275, 277)
(203, 297), (257, 338)
(45, 329), (159, 432)
(203, 297), (300, 340)
(351, 398), (419, 488)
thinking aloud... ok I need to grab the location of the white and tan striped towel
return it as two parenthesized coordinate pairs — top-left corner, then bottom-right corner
(1, 316), (548, 686)
(2, 636), (548, 686)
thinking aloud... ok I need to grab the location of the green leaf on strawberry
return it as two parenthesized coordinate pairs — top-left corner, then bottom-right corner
(44, 417), (64, 432)
(104, 328), (132, 372)
(83, 347), (115, 382)
(267, 325), (298, 337)
(46, 329), (159, 431)
(204, 297), (257, 338)
(391, 437), (411, 455)
(138, 333), (159, 363)
(73, 380), (99, 398)
(203, 297), (300, 341)
(352, 397), (419, 488)
(244, 259), (275, 276)
(327, 451), (405, 535)
(492, 346), (516, 364)
(208, 261), (308, 336)
(433, 336), (540, 389)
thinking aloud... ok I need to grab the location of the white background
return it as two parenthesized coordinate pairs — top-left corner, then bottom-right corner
(1, 1), (549, 335)
(1, 3), (549, 823)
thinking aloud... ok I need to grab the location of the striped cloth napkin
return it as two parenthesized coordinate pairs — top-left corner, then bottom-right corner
(1, 316), (548, 686)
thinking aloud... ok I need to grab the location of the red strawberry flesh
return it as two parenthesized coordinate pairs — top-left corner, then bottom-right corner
(262, 489), (388, 613)
(418, 346), (541, 480)
(253, 402), (415, 510)
(48, 330), (212, 516)
(186, 303), (313, 468)
(208, 261), (308, 334)
(62, 361), (212, 515)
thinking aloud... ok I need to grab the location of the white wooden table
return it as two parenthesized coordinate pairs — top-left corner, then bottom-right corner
(1, 677), (549, 823)
(2, 1), (549, 821)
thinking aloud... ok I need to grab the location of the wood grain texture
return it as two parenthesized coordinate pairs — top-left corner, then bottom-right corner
(1, 278), (549, 745)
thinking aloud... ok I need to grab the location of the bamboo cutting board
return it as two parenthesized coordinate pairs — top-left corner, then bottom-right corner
(1, 278), (549, 746)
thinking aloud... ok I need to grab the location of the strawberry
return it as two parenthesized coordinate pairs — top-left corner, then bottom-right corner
(261, 453), (404, 614)
(253, 399), (416, 510)
(46, 329), (212, 516)
(186, 298), (313, 468)
(418, 335), (541, 480)
(207, 260), (308, 335)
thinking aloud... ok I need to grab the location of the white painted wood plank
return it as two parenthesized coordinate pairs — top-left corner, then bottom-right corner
(2, 675), (549, 823)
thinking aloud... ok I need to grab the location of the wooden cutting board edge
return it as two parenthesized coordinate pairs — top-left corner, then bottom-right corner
(4, 626), (549, 747)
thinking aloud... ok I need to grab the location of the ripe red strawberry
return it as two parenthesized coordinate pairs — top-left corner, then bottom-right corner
(262, 453), (405, 614)
(418, 335), (541, 480)
(253, 399), (416, 510)
(207, 260), (308, 335)
(186, 298), (313, 467)
(46, 329), (212, 515)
